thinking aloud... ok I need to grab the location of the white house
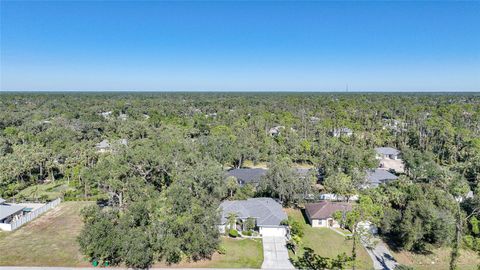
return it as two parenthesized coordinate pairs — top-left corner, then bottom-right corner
(305, 201), (352, 228)
(0, 198), (25, 230)
(331, 127), (353, 138)
(219, 197), (288, 237)
(375, 147), (401, 160)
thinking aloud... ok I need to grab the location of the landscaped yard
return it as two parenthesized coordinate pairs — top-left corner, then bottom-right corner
(0, 201), (92, 267)
(0, 201), (263, 268)
(286, 208), (374, 270)
(207, 237), (263, 268)
(392, 247), (480, 270)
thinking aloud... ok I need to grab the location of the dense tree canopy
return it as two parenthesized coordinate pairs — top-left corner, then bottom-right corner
(1, 92), (479, 267)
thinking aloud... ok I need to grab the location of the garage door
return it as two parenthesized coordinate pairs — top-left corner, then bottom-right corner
(260, 227), (286, 237)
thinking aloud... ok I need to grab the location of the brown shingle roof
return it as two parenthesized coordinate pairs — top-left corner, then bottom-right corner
(305, 201), (352, 220)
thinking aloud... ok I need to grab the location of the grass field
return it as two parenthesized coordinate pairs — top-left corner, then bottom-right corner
(0, 201), (92, 267)
(286, 208), (374, 270)
(392, 247), (480, 270)
(0, 201), (263, 268)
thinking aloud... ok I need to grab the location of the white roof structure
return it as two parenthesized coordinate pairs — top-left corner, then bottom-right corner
(0, 198), (5, 204)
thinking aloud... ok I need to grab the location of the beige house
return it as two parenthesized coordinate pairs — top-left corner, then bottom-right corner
(305, 201), (352, 228)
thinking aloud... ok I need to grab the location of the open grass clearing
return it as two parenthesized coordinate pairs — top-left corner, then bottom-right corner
(392, 247), (480, 270)
(0, 201), (92, 267)
(286, 208), (373, 270)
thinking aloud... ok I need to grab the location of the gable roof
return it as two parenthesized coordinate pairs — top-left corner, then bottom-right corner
(375, 147), (400, 156)
(226, 168), (267, 185)
(0, 204), (25, 221)
(219, 197), (287, 227)
(305, 201), (352, 220)
(366, 169), (398, 186)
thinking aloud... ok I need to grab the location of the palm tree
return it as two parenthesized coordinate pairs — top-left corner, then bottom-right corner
(227, 212), (238, 230)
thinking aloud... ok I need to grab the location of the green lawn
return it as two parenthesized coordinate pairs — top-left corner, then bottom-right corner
(152, 237), (264, 268)
(14, 181), (71, 201)
(202, 237), (263, 268)
(0, 201), (92, 267)
(286, 208), (374, 270)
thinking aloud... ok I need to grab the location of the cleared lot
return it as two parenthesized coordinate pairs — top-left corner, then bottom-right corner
(0, 201), (92, 267)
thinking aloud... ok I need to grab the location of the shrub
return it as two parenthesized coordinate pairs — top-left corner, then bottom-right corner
(217, 245), (227, 255)
(229, 229), (239, 238)
(243, 230), (252, 236)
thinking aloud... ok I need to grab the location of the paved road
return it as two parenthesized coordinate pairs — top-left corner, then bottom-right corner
(261, 236), (295, 269)
(363, 240), (398, 270)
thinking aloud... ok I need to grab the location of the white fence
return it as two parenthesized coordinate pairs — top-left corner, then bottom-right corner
(8, 198), (61, 231)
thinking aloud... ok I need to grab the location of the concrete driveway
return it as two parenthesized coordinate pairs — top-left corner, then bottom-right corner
(261, 236), (295, 269)
(363, 239), (398, 270)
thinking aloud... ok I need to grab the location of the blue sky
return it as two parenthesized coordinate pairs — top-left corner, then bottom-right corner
(1, 1), (479, 92)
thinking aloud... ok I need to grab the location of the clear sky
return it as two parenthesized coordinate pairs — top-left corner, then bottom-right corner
(1, 1), (479, 92)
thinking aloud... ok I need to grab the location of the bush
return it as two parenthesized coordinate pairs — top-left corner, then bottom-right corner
(243, 230), (252, 236)
(217, 245), (227, 255)
(283, 216), (304, 238)
(229, 229), (239, 238)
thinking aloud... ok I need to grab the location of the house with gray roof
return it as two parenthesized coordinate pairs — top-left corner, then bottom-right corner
(375, 147), (401, 160)
(225, 168), (267, 187)
(375, 147), (404, 173)
(365, 169), (398, 188)
(219, 197), (288, 237)
(0, 198), (25, 225)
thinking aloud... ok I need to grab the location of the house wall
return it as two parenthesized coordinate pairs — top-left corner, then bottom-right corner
(0, 223), (12, 231)
(311, 218), (340, 228)
(0, 209), (24, 225)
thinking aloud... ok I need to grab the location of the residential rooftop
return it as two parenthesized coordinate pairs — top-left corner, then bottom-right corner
(375, 147), (400, 156)
(0, 204), (25, 221)
(226, 168), (267, 185)
(366, 169), (398, 186)
(219, 197), (287, 227)
(305, 201), (352, 220)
